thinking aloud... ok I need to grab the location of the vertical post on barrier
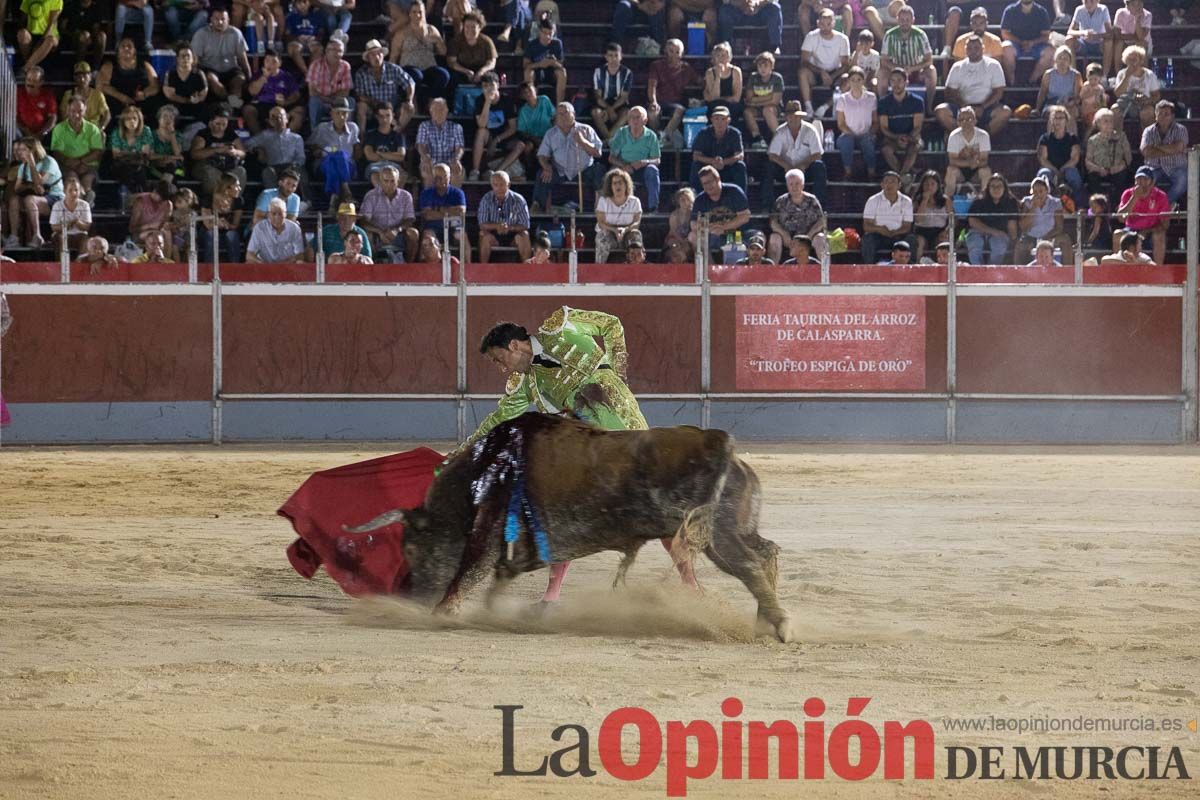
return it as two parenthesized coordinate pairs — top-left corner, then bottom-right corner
(700, 214), (711, 429)
(187, 213), (198, 283)
(568, 211), (578, 283)
(1074, 209), (1084, 284)
(59, 225), (69, 282)
(211, 212), (219, 275)
(441, 217), (451, 284)
(946, 207), (958, 444)
(456, 232), (467, 442)
(1183, 148), (1199, 442)
(211, 247), (223, 446)
(315, 211), (325, 283)
(694, 214), (706, 284)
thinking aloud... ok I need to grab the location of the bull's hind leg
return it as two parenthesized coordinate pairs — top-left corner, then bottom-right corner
(704, 536), (793, 643)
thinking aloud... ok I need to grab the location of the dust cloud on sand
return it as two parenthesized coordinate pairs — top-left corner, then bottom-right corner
(1, 444), (1198, 799)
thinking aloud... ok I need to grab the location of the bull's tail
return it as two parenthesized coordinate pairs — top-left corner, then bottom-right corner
(667, 430), (734, 575)
(342, 508), (407, 533)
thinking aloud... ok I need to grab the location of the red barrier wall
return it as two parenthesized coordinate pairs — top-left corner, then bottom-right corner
(0, 295), (212, 402)
(222, 296), (458, 394)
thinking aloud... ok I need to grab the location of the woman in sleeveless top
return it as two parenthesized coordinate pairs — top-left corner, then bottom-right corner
(1037, 46), (1083, 132)
(393, 1), (451, 105)
(703, 42), (743, 120)
(98, 37), (161, 118)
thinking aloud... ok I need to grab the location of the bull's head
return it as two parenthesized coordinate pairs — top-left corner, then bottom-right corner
(344, 505), (467, 606)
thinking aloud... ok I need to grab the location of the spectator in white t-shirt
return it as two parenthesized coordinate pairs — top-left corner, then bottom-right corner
(861, 170), (915, 263)
(944, 105), (991, 196)
(834, 67), (877, 180)
(935, 36), (1011, 137)
(49, 175), (92, 256)
(799, 8), (850, 118)
(594, 168), (643, 263)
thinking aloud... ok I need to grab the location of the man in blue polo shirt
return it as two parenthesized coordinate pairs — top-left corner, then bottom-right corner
(1000, 0), (1054, 83)
(688, 105), (746, 194)
(877, 68), (924, 178)
(419, 162), (470, 261)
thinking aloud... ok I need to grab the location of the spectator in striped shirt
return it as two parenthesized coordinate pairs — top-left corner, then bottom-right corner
(416, 97), (466, 187)
(880, 5), (937, 114)
(478, 170), (532, 262)
(306, 37), (352, 129)
(1139, 100), (1188, 206)
(589, 43), (633, 141)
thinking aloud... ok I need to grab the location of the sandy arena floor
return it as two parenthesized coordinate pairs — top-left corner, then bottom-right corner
(0, 443), (1198, 799)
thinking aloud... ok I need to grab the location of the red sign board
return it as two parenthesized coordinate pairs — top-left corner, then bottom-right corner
(735, 295), (927, 390)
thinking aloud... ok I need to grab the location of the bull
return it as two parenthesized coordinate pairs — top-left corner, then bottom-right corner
(347, 414), (794, 643)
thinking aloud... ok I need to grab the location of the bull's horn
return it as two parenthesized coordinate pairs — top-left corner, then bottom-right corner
(343, 509), (407, 533)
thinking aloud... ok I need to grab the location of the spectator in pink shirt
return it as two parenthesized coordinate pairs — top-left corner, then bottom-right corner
(1115, 165), (1168, 264)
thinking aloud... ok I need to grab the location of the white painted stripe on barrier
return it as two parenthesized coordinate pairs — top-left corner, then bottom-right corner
(955, 285), (1184, 298)
(220, 283), (459, 297)
(709, 284), (949, 296)
(0, 283), (211, 295)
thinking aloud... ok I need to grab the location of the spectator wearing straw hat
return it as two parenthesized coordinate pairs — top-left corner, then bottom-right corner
(321, 202), (374, 261)
(355, 38), (416, 133)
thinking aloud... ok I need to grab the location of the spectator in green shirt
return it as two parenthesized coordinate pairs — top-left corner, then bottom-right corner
(50, 96), (104, 202)
(16, 0), (63, 72)
(606, 106), (662, 211)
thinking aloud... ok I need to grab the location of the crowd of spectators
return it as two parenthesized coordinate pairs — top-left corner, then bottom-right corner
(0, 0), (1193, 266)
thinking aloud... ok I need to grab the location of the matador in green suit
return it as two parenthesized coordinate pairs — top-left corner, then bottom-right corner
(455, 306), (696, 602)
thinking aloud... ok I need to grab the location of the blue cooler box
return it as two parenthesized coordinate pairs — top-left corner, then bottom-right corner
(687, 22), (706, 56)
(683, 110), (708, 148)
(149, 49), (177, 78)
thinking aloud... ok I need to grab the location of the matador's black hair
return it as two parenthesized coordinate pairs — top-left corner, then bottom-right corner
(479, 322), (530, 353)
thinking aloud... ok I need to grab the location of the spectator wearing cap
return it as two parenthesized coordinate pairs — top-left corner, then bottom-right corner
(1115, 165), (1169, 265)
(613, 0), (666, 48)
(878, 68), (924, 178)
(61, 61), (111, 131)
(862, 171), (916, 263)
(1101, 231), (1155, 265)
(308, 96), (360, 207)
(944, 105), (990, 196)
(253, 169), (303, 229)
(307, 36), (352, 128)
(835, 66), (878, 180)
(17, 66), (57, 141)
(363, 102), (410, 187)
(419, 163), (471, 261)
(244, 104), (307, 189)
(880, 5), (937, 115)
(321, 202), (375, 261)
(532, 103), (604, 212)
(768, 168), (827, 265)
(191, 9), (251, 104)
(244, 49), (304, 134)
(594, 168), (642, 263)
(247, 198), (313, 263)
(478, 171), (532, 262)
(950, 8), (1015, 84)
(879, 239), (912, 265)
(360, 164), (419, 262)
(608, 106), (662, 212)
(522, 14), (567, 104)
(15, 0), (63, 73)
(190, 105), (248, 198)
(735, 233), (775, 265)
(999, 0), (1055, 83)
(936, 35), (1011, 137)
(691, 105), (747, 198)
(717, 0), (783, 54)
(50, 96), (103, 203)
(763, 101), (825, 210)
(449, 11), (499, 89)
(1140, 100), (1188, 207)
(417, 97), (466, 188)
(799, 8), (850, 117)
(784, 234), (820, 265)
(690, 164), (751, 257)
(355, 38), (416, 134)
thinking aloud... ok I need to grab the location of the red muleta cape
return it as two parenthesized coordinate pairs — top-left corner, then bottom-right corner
(277, 448), (443, 597)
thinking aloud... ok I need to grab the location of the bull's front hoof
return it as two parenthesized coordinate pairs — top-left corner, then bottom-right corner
(756, 614), (797, 644)
(434, 600), (462, 617)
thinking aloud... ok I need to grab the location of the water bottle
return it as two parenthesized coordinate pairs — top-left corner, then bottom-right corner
(735, 230), (742, 245)
(823, 128), (835, 151)
(1165, 59), (1175, 88)
(500, 72), (507, 86)
(1152, 58), (1160, 79)
(245, 17), (258, 56)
